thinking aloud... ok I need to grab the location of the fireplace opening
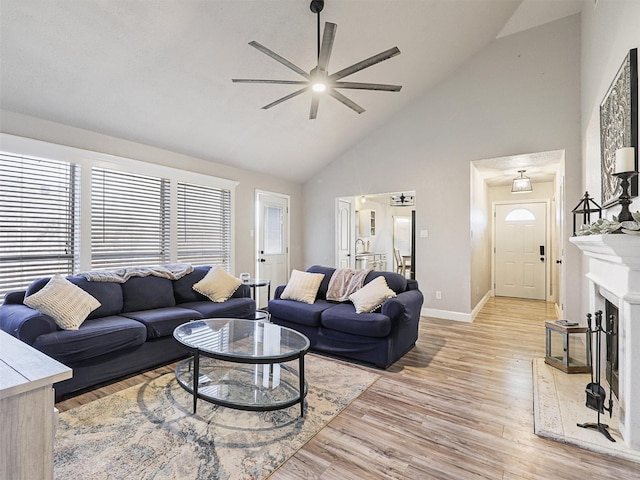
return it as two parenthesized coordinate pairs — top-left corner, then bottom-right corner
(605, 300), (619, 399)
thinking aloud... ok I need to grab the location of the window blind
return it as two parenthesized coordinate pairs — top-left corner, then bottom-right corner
(0, 154), (78, 299)
(177, 182), (231, 267)
(91, 167), (170, 269)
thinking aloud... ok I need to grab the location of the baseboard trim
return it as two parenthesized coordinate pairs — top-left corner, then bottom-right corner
(421, 307), (473, 323)
(471, 291), (492, 321)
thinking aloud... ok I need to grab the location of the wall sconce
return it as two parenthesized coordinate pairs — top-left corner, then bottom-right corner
(511, 170), (533, 193)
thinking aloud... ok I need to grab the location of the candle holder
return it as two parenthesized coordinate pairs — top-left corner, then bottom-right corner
(613, 171), (638, 223)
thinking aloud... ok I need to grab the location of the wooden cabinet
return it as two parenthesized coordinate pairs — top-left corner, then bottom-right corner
(359, 209), (376, 237)
(0, 331), (72, 480)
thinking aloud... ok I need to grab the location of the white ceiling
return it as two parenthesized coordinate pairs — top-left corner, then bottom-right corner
(0, 0), (582, 183)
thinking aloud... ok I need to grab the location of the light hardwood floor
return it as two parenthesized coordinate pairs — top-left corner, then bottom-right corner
(56, 298), (639, 479)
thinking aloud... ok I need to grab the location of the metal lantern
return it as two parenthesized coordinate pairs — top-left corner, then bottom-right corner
(571, 191), (601, 236)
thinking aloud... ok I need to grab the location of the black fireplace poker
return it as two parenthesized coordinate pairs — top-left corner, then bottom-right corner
(577, 311), (616, 442)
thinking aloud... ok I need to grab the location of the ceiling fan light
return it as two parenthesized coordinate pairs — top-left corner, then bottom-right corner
(511, 170), (533, 193)
(312, 82), (327, 92)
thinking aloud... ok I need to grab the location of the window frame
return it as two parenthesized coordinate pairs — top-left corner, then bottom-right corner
(0, 134), (238, 296)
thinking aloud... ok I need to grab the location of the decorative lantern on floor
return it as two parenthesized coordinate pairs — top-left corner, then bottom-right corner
(545, 320), (591, 373)
(571, 191), (601, 236)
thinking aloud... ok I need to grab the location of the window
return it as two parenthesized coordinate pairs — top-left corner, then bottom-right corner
(177, 182), (231, 267)
(0, 154), (78, 298)
(91, 167), (170, 269)
(0, 136), (236, 300)
(263, 203), (284, 255)
(504, 208), (535, 222)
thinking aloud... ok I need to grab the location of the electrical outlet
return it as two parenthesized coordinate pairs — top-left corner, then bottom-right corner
(435, 291), (442, 300)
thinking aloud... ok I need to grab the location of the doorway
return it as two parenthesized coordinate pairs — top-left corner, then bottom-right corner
(494, 201), (548, 300)
(255, 190), (289, 309)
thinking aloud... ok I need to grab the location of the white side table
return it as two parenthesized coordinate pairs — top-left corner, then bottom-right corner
(0, 330), (72, 480)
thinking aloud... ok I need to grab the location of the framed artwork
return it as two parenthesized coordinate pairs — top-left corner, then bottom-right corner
(600, 48), (638, 208)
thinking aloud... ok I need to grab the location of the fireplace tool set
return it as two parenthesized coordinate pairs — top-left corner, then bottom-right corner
(577, 311), (616, 442)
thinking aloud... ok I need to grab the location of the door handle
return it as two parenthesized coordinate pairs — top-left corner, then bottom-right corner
(260, 258), (266, 263)
(556, 260), (562, 264)
(540, 257), (545, 262)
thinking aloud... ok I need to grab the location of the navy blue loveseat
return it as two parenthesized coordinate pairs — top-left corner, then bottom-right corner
(268, 266), (423, 368)
(0, 266), (255, 398)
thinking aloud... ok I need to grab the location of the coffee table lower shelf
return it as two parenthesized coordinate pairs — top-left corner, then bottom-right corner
(175, 357), (308, 416)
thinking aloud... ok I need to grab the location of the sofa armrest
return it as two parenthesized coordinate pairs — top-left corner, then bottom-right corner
(273, 285), (287, 299)
(382, 289), (424, 324)
(0, 303), (58, 345)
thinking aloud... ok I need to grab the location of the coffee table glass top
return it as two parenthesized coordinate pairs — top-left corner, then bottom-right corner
(173, 318), (309, 360)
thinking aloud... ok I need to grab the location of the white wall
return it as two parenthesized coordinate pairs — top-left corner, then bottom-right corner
(580, 0), (640, 317)
(470, 164), (491, 309)
(0, 110), (304, 278)
(303, 14), (582, 320)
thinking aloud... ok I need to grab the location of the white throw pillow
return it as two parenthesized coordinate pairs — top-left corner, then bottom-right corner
(280, 270), (324, 304)
(192, 266), (242, 302)
(24, 275), (101, 330)
(349, 276), (397, 314)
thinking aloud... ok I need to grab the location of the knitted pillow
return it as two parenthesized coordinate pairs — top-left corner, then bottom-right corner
(349, 276), (396, 314)
(192, 266), (241, 302)
(280, 269), (324, 304)
(24, 275), (101, 330)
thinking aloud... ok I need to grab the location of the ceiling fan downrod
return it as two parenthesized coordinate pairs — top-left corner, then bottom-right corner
(310, 0), (324, 60)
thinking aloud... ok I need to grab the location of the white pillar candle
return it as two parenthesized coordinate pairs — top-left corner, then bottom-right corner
(615, 147), (636, 173)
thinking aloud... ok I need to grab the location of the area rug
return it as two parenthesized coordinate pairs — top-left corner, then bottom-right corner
(54, 355), (379, 479)
(532, 358), (640, 463)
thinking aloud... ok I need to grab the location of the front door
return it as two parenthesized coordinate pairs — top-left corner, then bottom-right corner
(495, 202), (547, 300)
(256, 191), (289, 309)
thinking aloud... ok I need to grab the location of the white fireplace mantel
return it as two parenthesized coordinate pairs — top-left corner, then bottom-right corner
(570, 233), (640, 450)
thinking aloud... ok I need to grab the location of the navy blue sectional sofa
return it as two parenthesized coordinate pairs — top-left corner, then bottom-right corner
(268, 266), (423, 368)
(0, 266), (255, 398)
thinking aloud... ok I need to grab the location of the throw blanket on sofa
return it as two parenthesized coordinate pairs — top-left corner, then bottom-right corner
(326, 268), (372, 302)
(82, 263), (194, 283)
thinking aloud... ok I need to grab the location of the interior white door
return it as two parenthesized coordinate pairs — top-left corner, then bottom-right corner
(256, 192), (289, 309)
(336, 199), (352, 268)
(495, 202), (547, 300)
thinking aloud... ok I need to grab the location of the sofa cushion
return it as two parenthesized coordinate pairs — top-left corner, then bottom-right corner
(178, 298), (256, 320)
(268, 298), (335, 327)
(320, 303), (392, 338)
(365, 271), (407, 294)
(173, 266), (209, 303)
(121, 307), (204, 339)
(192, 266), (241, 302)
(306, 265), (336, 300)
(24, 275), (101, 330)
(349, 276), (397, 314)
(32, 315), (146, 364)
(121, 276), (176, 312)
(280, 269), (325, 304)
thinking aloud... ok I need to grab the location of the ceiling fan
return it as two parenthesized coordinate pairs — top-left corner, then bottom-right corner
(232, 0), (402, 119)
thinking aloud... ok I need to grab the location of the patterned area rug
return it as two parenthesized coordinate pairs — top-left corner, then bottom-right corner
(54, 355), (379, 479)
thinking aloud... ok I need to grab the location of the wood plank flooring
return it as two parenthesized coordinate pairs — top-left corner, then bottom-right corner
(56, 297), (640, 479)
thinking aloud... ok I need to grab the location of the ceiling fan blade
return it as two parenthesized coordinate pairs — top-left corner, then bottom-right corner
(329, 47), (401, 81)
(310, 96), (320, 120)
(232, 79), (308, 85)
(317, 22), (337, 72)
(333, 81), (402, 92)
(328, 89), (365, 114)
(262, 87), (308, 110)
(249, 41), (310, 79)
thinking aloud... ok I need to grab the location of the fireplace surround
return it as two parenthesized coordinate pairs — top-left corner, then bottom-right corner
(570, 234), (640, 450)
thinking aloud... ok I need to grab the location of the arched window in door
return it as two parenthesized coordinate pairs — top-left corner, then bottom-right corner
(504, 208), (535, 222)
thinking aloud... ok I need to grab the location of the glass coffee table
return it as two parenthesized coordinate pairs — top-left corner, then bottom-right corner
(173, 318), (310, 417)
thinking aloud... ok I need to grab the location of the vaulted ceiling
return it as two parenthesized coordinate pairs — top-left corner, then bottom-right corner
(0, 0), (582, 183)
